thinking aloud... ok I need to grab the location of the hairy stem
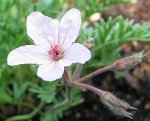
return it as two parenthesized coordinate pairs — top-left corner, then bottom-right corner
(70, 81), (103, 95)
(72, 64), (83, 80)
(77, 65), (114, 82)
(63, 69), (104, 95)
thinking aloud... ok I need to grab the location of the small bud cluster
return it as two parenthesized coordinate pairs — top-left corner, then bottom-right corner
(84, 37), (94, 50)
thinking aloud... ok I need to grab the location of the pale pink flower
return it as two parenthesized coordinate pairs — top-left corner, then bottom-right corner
(7, 8), (91, 81)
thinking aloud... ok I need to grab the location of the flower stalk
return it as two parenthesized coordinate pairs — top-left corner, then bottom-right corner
(63, 69), (103, 95)
(63, 51), (145, 119)
(63, 57), (139, 119)
(72, 63), (83, 80)
(77, 65), (114, 82)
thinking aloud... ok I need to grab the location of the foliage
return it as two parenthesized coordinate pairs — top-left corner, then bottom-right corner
(41, 89), (82, 121)
(90, 16), (150, 67)
(30, 82), (57, 103)
(99, 0), (136, 6)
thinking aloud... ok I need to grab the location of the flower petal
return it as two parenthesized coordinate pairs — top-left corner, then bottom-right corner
(7, 45), (50, 66)
(59, 8), (81, 50)
(63, 43), (91, 66)
(37, 60), (64, 81)
(26, 12), (59, 50)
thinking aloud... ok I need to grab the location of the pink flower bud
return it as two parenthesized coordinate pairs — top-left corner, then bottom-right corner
(100, 91), (137, 119)
(113, 50), (146, 71)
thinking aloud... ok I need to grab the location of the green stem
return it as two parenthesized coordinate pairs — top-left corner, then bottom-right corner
(51, 82), (72, 110)
(5, 101), (45, 121)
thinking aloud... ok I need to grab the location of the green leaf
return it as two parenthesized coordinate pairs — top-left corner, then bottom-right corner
(41, 89), (82, 121)
(30, 82), (58, 103)
(0, 86), (12, 103)
(13, 82), (29, 100)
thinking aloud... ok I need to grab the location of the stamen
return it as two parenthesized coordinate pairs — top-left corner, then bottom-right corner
(48, 45), (63, 60)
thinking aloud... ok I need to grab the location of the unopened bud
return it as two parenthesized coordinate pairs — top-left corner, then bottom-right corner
(100, 91), (137, 119)
(84, 37), (94, 50)
(113, 50), (146, 71)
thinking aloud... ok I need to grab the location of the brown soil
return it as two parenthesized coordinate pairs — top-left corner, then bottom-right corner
(105, 0), (150, 22)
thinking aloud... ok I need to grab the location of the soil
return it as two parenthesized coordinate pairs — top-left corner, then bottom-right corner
(105, 0), (150, 22)
(61, 0), (150, 121)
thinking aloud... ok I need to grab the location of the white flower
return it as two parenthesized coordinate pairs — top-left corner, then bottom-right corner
(7, 8), (91, 81)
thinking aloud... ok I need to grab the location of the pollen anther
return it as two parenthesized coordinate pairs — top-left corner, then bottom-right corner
(48, 45), (62, 60)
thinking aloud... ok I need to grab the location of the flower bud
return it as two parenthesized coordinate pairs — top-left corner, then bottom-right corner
(100, 91), (137, 119)
(84, 37), (94, 50)
(113, 50), (146, 71)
